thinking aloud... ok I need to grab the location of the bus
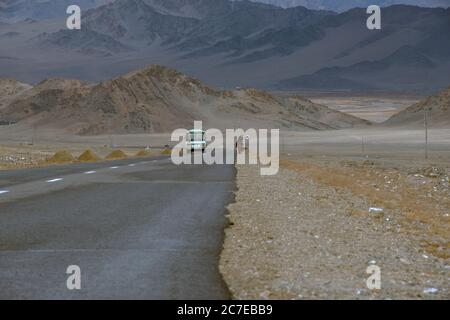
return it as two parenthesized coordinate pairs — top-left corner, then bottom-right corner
(187, 129), (206, 152)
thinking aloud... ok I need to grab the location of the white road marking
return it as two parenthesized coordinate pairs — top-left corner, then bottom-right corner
(46, 178), (63, 183)
(128, 164), (136, 167)
(84, 171), (96, 174)
(110, 166), (119, 169)
(0, 190), (9, 195)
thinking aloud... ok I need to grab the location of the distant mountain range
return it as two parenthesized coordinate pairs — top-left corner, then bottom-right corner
(0, 0), (449, 92)
(246, 0), (450, 12)
(0, 0), (114, 23)
(2, 0), (448, 22)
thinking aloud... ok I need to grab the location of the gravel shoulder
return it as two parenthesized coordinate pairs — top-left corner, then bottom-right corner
(220, 159), (449, 300)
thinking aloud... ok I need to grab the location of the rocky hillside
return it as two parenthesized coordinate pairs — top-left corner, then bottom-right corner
(0, 79), (32, 109)
(384, 86), (450, 127)
(0, 65), (369, 134)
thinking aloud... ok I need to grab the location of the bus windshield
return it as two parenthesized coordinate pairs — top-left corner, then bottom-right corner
(188, 130), (205, 142)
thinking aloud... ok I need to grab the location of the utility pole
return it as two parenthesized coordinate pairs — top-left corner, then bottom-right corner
(31, 124), (36, 146)
(361, 136), (365, 157)
(108, 117), (114, 148)
(424, 109), (428, 160)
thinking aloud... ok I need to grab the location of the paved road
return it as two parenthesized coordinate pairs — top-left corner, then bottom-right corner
(0, 157), (235, 299)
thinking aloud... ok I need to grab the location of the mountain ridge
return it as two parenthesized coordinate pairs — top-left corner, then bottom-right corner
(0, 0), (449, 91)
(246, 0), (450, 12)
(0, 65), (370, 134)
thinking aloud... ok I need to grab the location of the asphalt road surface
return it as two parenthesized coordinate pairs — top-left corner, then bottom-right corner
(0, 156), (235, 299)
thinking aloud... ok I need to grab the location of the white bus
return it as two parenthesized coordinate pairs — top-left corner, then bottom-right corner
(187, 129), (206, 152)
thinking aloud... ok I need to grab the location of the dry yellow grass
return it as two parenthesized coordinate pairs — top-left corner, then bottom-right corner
(281, 159), (450, 259)
(77, 149), (101, 162)
(160, 149), (171, 155)
(135, 149), (152, 157)
(46, 150), (75, 164)
(106, 150), (127, 160)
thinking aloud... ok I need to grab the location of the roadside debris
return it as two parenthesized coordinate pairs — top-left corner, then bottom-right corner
(369, 207), (384, 214)
(423, 288), (438, 294)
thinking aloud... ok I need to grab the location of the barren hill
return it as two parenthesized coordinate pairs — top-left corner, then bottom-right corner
(384, 86), (450, 127)
(0, 65), (369, 134)
(0, 79), (32, 109)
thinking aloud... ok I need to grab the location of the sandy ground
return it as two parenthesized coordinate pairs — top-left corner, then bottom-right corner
(280, 128), (450, 163)
(0, 124), (171, 169)
(220, 163), (449, 300)
(305, 94), (422, 123)
(220, 129), (449, 300)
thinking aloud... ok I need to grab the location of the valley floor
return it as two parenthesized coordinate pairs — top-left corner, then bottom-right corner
(0, 125), (171, 170)
(305, 93), (422, 123)
(1, 127), (449, 299)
